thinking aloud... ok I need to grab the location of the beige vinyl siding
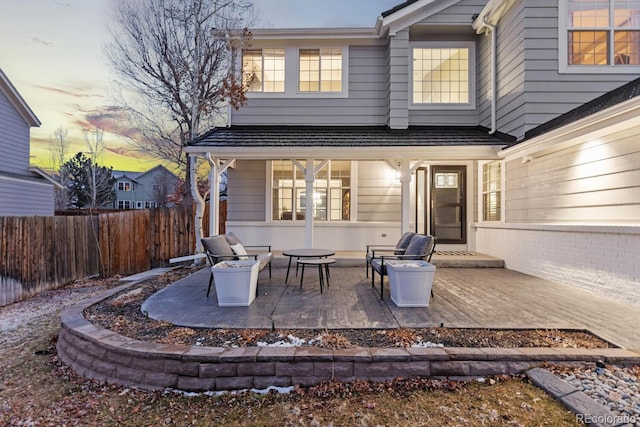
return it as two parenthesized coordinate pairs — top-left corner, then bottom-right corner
(357, 161), (401, 222)
(387, 29), (410, 129)
(233, 45), (388, 126)
(227, 161), (266, 221)
(0, 90), (30, 175)
(487, 0), (639, 139)
(505, 127), (640, 223)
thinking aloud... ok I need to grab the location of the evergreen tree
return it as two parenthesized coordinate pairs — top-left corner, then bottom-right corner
(62, 152), (116, 209)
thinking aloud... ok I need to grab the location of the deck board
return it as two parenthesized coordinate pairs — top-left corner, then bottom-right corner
(142, 266), (640, 349)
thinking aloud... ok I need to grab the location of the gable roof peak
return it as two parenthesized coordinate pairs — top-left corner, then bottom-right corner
(0, 68), (41, 127)
(379, 0), (464, 35)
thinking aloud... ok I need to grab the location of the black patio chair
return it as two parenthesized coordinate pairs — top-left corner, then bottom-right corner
(365, 231), (415, 277)
(368, 234), (436, 299)
(201, 234), (273, 297)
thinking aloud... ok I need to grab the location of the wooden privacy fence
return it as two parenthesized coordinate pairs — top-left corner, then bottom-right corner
(0, 204), (225, 306)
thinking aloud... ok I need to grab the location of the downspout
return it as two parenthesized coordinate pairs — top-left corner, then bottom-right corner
(483, 16), (497, 134)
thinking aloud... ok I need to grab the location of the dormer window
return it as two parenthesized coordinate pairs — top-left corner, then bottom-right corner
(410, 42), (475, 109)
(242, 48), (285, 92)
(560, 0), (640, 72)
(299, 48), (343, 93)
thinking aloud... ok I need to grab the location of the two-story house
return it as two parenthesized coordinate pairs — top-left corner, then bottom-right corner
(186, 0), (640, 304)
(0, 69), (60, 216)
(112, 165), (179, 209)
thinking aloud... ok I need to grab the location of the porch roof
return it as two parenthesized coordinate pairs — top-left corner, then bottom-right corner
(186, 125), (514, 160)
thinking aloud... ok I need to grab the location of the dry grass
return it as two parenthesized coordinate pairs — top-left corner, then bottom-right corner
(0, 269), (586, 425)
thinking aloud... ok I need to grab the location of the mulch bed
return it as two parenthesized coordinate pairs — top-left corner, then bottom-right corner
(84, 266), (612, 349)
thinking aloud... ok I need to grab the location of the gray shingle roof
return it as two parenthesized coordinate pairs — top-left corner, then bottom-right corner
(191, 125), (514, 148)
(523, 76), (640, 141)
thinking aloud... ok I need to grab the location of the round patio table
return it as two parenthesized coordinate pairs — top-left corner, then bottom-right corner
(283, 248), (335, 284)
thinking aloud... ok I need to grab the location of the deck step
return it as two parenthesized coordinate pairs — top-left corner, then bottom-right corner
(270, 252), (504, 268)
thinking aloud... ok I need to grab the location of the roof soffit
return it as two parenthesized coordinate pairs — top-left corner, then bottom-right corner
(381, 0), (463, 36)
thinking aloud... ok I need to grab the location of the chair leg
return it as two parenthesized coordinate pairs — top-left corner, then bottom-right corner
(206, 271), (213, 297)
(365, 260), (368, 277)
(380, 274), (384, 299)
(268, 262), (272, 278)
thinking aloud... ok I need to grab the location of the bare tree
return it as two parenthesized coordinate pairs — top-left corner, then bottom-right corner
(105, 0), (253, 190)
(105, 0), (254, 252)
(83, 126), (107, 209)
(49, 126), (71, 210)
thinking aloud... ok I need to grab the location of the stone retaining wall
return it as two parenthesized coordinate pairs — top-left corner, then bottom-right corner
(57, 285), (640, 392)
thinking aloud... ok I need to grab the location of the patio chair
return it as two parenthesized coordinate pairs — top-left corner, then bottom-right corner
(201, 233), (273, 297)
(365, 232), (415, 277)
(368, 234), (436, 299)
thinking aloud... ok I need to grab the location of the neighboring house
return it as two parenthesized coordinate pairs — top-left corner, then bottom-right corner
(187, 0), (640, 304)
(112, 165), (179, 209)
(0, 69), (60, 216)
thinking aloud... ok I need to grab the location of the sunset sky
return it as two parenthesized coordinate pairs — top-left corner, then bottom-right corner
(0, 0), (399, 173)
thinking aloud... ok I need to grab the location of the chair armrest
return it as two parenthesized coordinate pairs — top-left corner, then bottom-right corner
(370, 248), (401, 258)
(244, 245), (272, 251)
(366, 244), (397, 253)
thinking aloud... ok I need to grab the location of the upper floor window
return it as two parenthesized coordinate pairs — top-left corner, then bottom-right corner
(411, 42), (475, 109)
(242, 48), (285, 92)
(118, 181), (133, 192)
(299, 48), (342, 92)
(561, 0), (640, 72)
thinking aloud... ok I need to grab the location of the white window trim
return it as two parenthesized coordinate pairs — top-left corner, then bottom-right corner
(243, 46), (349, 99)
(409, 41), (476, 111)
(559, 0), (640, 74)
(477, 160), (505, 223)
(267, 160), (355, 222)
(242, 48), (286, 94)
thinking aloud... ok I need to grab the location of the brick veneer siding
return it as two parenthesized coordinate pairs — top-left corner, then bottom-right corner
(57, 283), (640, 392)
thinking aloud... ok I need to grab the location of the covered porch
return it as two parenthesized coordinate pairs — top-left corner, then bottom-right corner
(142, 263), (640, 350)
(186, 125), (510, 252)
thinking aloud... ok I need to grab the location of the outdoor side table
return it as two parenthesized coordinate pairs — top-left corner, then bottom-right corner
(297, 258), (335, 293)
(283, 248), (335, 284)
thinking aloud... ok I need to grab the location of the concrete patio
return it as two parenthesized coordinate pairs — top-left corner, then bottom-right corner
(142, 258), (640, 350)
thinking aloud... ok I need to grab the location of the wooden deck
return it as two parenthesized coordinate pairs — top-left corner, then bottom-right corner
(142, 265), (640, 350)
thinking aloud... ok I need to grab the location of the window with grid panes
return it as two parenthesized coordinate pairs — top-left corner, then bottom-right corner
(566, 0), (640, 66)
(298, 48), (342, 92)
(482, 161), (502, 221)
(412, 46), (472, 105)
(242, 48), (285, 92)
(272, 160), (350, 221)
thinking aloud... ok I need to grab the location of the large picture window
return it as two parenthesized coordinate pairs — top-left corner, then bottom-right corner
(411, 43), (474, 108)
(272, 160), (351, 221)
(298, 48), (342, 92)
(242, 48), (285, 92)
(563, 0), (640, 68)
(482, 161), (502, 222)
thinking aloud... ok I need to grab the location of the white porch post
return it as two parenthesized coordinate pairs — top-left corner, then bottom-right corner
(305, 158), (314, 247)
(207, 155), (219, 235)
(205, 154), (236, 237)
(387, 159), (424, 235)
(400, 159), (412, 234)
(292, 158), (328, 248)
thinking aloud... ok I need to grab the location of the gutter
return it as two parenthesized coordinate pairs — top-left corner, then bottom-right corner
(482, 17), (497, 135)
